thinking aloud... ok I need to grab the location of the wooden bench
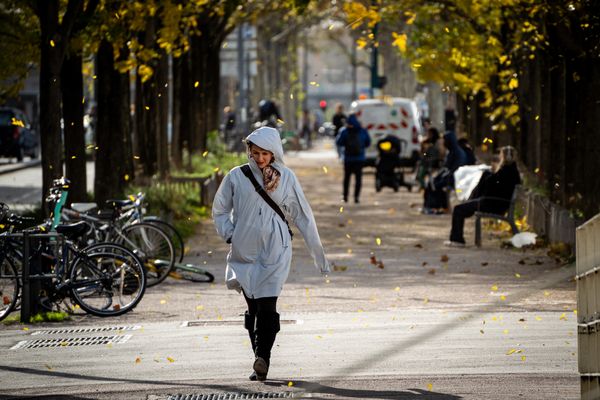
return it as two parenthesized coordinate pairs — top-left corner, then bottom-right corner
(474, 185), (520, 247)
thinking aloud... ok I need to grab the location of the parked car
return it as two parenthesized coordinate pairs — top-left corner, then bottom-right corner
(0, 107), (38, 161)
(349, 98), (423, 167)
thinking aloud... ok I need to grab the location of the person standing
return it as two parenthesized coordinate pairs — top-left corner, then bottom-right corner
(336, 113), (371, 203)
(212, 126), (330, 381)
(332, 103), (347, 159)
(445, 146), (521, 246)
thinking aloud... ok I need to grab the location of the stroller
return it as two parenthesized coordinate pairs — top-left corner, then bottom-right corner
(375, 135), (412, 192)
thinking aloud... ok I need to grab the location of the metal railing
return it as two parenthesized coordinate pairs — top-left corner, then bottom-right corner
(576, 213), (600, 399)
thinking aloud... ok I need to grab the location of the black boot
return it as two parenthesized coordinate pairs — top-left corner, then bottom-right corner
(253, 311), (280, 381)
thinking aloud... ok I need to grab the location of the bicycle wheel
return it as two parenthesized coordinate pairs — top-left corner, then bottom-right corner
(0, 257), (20, 321)
(69, 243), (146, 317)
(170, 264), (215, 283)
(142, 218), (185, 263)
(119, 223), (175, 287)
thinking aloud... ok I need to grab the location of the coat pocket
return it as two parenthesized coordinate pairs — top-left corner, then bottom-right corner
(231, 223), (259, 263)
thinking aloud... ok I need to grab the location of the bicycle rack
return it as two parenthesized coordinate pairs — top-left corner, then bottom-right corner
(3, 231), (64, 323)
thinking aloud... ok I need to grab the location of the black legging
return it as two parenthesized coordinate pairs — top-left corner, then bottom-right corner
(343, 160), (363, 201)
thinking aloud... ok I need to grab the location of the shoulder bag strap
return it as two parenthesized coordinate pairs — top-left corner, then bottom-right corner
(241, 165), (293, 239)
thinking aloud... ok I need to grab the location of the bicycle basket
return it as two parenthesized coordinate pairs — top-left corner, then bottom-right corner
(0, 203), (9, 224)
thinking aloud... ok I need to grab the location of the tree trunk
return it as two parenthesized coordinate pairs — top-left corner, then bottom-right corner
(171, 55), (183, 168)
(156, 50), (169, 178)
(37, 0), (64, 210)
(95, 39), (127, 203)
(61, 52), (87, 203)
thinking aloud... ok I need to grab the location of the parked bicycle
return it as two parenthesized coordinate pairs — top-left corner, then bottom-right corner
(46, 180), (175, 287)
(0, 203), (147, 321)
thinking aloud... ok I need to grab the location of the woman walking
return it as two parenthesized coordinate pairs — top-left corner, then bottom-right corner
(212, 126), (330, 381)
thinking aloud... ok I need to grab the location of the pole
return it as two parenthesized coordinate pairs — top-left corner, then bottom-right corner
(20, 232), (31, 323)
(351, 41), (357, 101)
(302, 32), (308, 112)
(237, 24), (246, 147)
(370, 23), (379, 99)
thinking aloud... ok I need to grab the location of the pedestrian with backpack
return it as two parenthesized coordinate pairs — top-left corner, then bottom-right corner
(212, 126), (331, 382)
(335, 113), (371, 203)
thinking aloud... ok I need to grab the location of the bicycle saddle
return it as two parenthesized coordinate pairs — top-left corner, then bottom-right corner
(105, 199), (133, 209)
(55, 221), (89, 240)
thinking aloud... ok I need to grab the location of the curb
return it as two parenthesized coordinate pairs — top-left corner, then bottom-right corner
(0, 160), (41, 175)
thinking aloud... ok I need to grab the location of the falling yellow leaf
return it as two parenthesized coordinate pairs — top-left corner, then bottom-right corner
(71, 156), (76, 159)
(521, 355), (526, 361)
(394, 286), (400, 292)
(217, 315), (223, 320)
(135, 357), (141, 364)
(506, 349), (518, 355)
(290, 93), (294, 100)
(503, 329), (509, 334)
(559, 313), (567, 320)
(213, 167), (220, 172)
(203, 336), (209, 341)
(124, 174), (130, 182)
(22, 327), (29, 331)
(339, 207), (344, 213)
(288, 381), (295, 387)
(134, 155), (140, 160)
(574, 309), (578, 315)
(535, 316), (542, 321)
(194, 81), (199, 88)
(196, 305), (204, 311)
(508, 78), (519, 89)
(491, 285), (498, 291)
(544, 291), (550, 296)
(82, 97), (85, 104)
(515, 273), (521, 278)
(167, 357), (175, 363)
(500, 295), (506, 301)
(346, 234), (352, 239)
(160, 299), (167, 304)
(423, 297), (429, 304)
(50, 39), (55, 47)
(309, 81), (318, 86)
(322, 166), (328, 173)
(315, 335), (323, 339)
(376, 237), (382, 246)
(144, 106), (150, 110)
(202, 151), (208, 157)
(427, 383), (433, 391)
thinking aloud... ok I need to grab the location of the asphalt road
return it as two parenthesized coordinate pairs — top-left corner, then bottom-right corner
(0, 141), (580, 399)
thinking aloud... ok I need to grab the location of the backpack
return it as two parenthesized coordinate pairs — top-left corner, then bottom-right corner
(344, 128), (362, 157)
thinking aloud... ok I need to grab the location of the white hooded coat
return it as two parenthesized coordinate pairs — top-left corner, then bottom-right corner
(212, 127), (330, 298)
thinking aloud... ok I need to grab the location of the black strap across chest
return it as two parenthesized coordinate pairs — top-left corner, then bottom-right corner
(241, 164), (293, 239)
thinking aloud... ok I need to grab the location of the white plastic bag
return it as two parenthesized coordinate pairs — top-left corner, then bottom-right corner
(454, 164), (492, 201)
(510, 232), (537, 248)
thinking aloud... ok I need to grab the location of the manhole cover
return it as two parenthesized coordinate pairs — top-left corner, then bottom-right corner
(184, 320), (301, 327)
(31, 325), (141, 335)
(166, 393), (294, 400)
(11, 334), (132, 349)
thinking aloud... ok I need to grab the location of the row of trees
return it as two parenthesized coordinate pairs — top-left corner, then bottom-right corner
(1, 0), (321, 206)
(347, 0), (599, 218)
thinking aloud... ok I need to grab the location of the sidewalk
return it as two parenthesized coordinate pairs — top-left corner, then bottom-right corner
(0, 139), (578, 399)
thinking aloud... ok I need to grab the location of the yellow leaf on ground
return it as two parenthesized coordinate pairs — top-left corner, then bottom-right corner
(427, 383), (433, 391)
(167, 357), (175, 363)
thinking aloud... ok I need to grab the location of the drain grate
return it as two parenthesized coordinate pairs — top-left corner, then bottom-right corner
(166, 393), (294, 400)
(31, 325), (141, 335)
(11, 334), (132, 349)
(184, 320), (300, 327)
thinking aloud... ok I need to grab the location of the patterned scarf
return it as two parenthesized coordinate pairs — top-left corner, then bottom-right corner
(262, 164), (281, 192)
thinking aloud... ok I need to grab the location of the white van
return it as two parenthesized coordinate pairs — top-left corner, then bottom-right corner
(349, 98), (423, 166)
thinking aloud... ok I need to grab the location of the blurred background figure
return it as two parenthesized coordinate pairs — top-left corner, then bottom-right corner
(221, 105), (236, 143)
(332, 103), (347, 159)
(299, 109), (313, 149)
(257, 99), (281, 127)
(336, 113), (371, 203)
(415, 127), (442, 190)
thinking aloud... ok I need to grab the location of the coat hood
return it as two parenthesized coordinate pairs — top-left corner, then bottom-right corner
(245, 126), (285, 165)
(347, 114), (363, 129)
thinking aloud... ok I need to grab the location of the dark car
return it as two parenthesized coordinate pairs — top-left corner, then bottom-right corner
(0, 107), (38, 161)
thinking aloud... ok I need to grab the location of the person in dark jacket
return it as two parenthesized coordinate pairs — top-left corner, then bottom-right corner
(458, 137), (477, 165)
(332, 103), (347, 159)
(336, 113), (371, 203)
(422, 130), (467, 213)
(445, 146), (521, 247)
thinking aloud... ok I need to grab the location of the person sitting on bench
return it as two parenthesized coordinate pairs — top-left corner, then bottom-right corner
(444, 146), (521, 247)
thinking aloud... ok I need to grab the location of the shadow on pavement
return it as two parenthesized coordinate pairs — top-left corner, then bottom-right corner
(267, 379), (462, 399)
